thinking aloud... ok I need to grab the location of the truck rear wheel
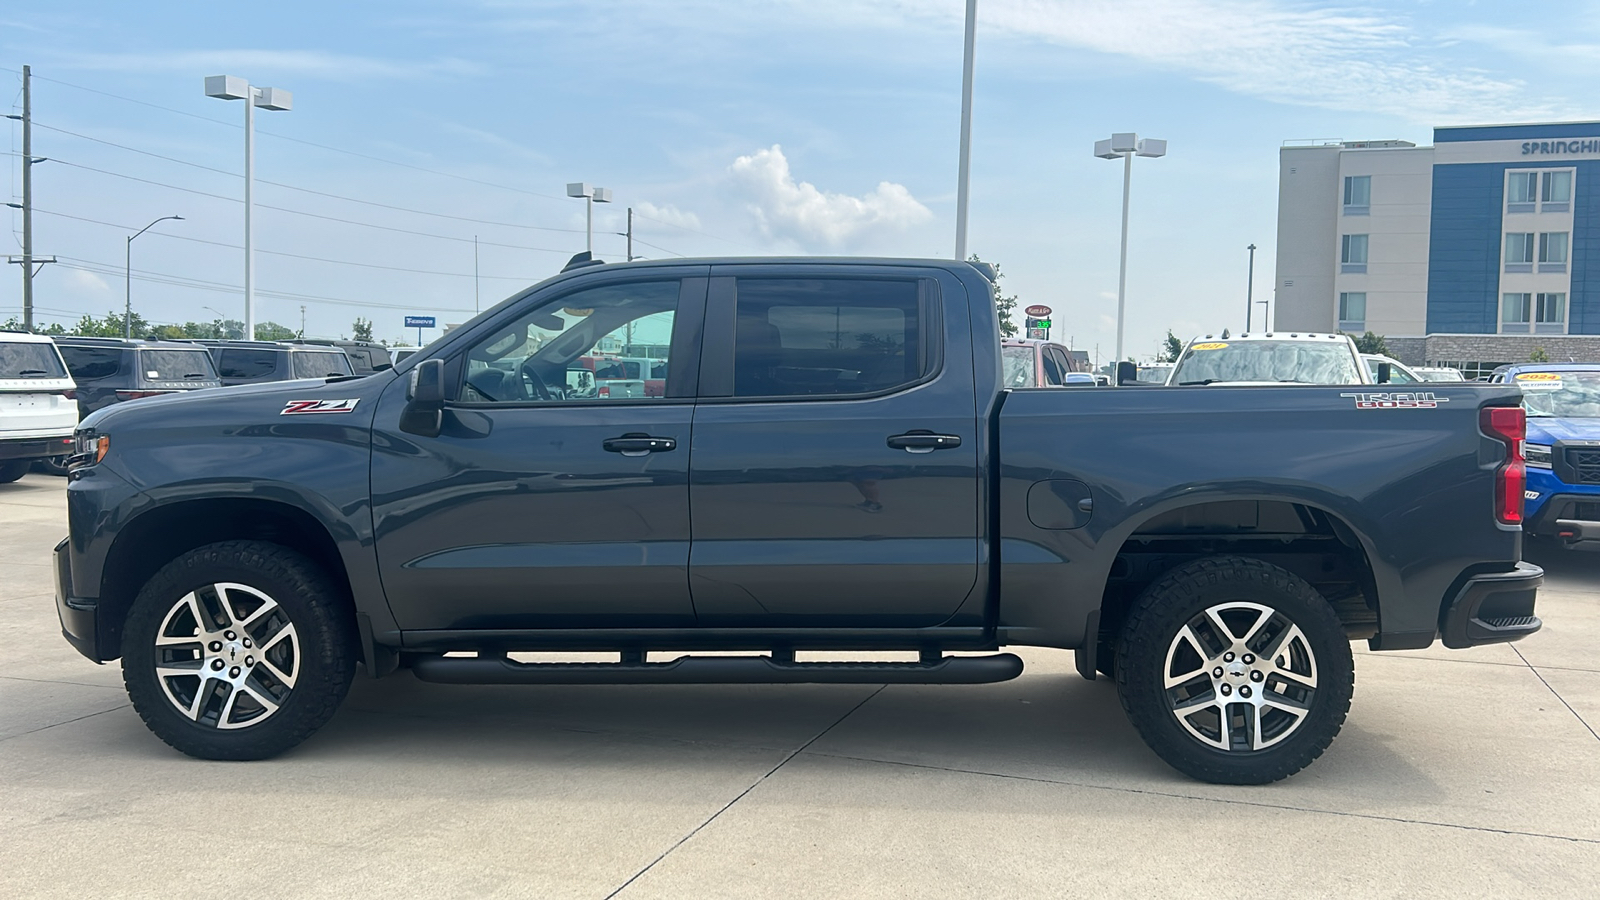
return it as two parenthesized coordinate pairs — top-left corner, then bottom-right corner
(1114, 556), (1353, 784)
(120, 541), (355, 760)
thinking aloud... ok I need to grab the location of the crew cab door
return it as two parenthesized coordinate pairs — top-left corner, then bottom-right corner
(687, 265), (981, 626)
(370, 271), (708, 631)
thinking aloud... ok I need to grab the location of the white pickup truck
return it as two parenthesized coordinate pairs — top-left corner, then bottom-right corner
(0, 331), (77, 482)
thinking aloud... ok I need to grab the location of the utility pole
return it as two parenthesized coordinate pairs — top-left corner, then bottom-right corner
(473, 235), (480, 313)
(6, 66), (55, 330)
(1245, 243), (1257, 331)
(953, 0), (977, 261)
(299, 304), (306, 338)
(626, 208), (634, 261)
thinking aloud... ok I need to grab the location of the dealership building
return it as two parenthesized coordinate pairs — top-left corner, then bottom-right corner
(1274, 122), (1600, 377)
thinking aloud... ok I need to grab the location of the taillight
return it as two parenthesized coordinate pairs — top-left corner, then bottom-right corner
(1481, 406), (1526, 525)
(598, 385), (610, 398)
(61, 390), (76, 400)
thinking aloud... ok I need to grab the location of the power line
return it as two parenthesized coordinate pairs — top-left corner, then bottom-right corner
(34, 207), (544, 280)
(629, 236), (687, 258)
(30, 122), (587, 234)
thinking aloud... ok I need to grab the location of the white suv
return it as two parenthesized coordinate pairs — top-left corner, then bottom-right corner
(0, 331), (77, 483)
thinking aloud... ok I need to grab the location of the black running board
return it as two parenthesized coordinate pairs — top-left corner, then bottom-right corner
(410, 653), (1024, 685)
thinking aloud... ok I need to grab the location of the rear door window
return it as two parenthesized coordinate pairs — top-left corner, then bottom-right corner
(216, 349), (278, 380)
(731, 278), (926, 398)
(58, 346), (122, 380)
(292, 351), (354, 379)
(140, 349), (217, 382)
(0, 342), (67, 378)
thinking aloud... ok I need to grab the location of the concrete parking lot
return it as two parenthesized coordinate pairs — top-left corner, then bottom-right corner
(3, 471), (1598, 899)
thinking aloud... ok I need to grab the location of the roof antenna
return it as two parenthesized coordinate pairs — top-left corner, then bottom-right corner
(561, 251), (606, 273)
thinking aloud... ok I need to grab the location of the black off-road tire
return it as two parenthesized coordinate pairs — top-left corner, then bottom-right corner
(0, 459), (29, 483)
(121, 541), (356, 760)
(1114, 556), (1354, 785)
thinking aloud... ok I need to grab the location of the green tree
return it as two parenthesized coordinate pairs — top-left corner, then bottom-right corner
(969, 254), (1019, 338)
(1350, 331), (1391, 356)
(351, 317), (374, 341)
(1157, 329), (1184, 362)
(254, 321), (296, 341)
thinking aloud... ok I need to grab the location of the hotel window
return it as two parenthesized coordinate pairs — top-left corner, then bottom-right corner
(1507, 171), (1538, 212)
(1538, 232), (1569, 273)
(1342, 175), (1370, 215)
(1502, 293), (1532, 333)
(1535, 293), (1567, 334)
(1338, 292), (1366, 332)
(1541, 170), (1573, 212)
(1340, 234), (1368, 273)
(1504, 232), (1534, 273)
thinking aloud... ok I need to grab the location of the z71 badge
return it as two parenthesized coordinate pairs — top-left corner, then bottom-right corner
(280, 399), (360, 415)
(1338, 392), (1449, 409)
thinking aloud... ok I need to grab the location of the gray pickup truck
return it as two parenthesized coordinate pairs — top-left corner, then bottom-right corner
(55, 256), (1542, 784)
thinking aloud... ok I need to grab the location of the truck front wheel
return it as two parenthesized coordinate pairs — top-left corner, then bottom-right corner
(120, 541), (356, 760)
(1114, 556), (1354, 785)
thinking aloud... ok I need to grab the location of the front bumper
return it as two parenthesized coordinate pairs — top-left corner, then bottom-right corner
(54, 536), (102, 661)
(0, 435), (73, 461)
(1439, 562), (1544, 649)
(1525, 489), (1600, 550)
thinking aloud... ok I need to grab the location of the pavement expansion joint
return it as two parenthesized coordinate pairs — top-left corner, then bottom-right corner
(802, 750), (1600, 847)
(0, 705), (129, 743)
(1512, 645), (1600, 743)
(602, 685), (888, 899)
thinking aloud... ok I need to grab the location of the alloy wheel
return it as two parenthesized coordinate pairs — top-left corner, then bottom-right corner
(152, 582), (300, 730)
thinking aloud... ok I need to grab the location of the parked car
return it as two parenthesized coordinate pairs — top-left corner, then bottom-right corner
(54, 337), (222, 418)
(1360, 354), (1424, 385)
(574, 355), (646, 398)
(1000, 338), (1083, 388)
(286, 339), (393, 376)
(616, 356), (669, 397)
(1415, 366), (1467, 382)
(1492, 364), (1600, 550)
(1169, 333), (1367, 385)
(1135, 363), (1174, 384)
(57, 255), (1541, 785)
(206, 341), (355, 386)
(0, 330), (76, 483)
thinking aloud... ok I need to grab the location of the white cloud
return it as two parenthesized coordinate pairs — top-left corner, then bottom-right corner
(66, 269), (112, 295)
(46, 50), (482, 81)
(634, 201), (702, 231)
(728, 144), (931, 247)
(887, 0), (1570, 123)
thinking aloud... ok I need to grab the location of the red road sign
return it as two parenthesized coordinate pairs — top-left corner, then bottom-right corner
(1024, 305), (1052, 317)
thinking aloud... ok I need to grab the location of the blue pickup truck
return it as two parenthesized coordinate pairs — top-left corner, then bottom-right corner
(1496, 364), (1600, 550)
(54, 255), (1543, 784)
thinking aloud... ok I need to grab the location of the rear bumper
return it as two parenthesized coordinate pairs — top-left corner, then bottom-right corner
(54, 536), (102, 661)
(0, 434), (73, 461)
(1439, 562), (1544, 649)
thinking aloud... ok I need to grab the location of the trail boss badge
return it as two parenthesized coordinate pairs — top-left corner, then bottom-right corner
(1339, 392), (1449, 409)
(280, 399), (360, 415)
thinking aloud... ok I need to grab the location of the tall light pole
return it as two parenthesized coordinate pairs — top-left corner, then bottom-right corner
(125, 215), (183, 338)
(1094, 133), (1166, 364)
(205, 76), (292, 341)
(953, 0), (977, 261)
(566, 183), (613, 253)
(1244, 243), (1257, 330)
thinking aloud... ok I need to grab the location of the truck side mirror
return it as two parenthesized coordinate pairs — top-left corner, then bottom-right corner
(1115, 361), (1139, 386)
(400, 358), (445, 437)
(1376, 362), (1392, 384)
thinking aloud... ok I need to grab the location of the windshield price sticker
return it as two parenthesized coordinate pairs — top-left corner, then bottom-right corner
(1339, 391), (1450, 409)
(1190, 342), (1228, 351)
(1515, 372), (1564, 391)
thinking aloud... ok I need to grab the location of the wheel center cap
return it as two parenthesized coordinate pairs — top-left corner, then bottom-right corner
(223, 642), (244, 665)
(1227, 662), (1247, 678)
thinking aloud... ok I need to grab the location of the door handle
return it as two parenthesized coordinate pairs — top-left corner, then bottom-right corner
(886, 432), (962, 454)
(603, 434), (676, 456)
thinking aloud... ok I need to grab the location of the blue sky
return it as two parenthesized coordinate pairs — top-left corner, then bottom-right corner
(5, 0), (1599, 358)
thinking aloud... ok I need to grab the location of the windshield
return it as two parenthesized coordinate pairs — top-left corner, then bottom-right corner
(1136, 365), (1172, 384)
(0, 341), (67, 379)
(291, 351), (354, 379)
(1001, 347), (1036, 388)
(1518, 371), (1600, 419)
(1419, 369), (1465, 382)
(140, 349), (217, 381)
(1173, 340), (1361, 385)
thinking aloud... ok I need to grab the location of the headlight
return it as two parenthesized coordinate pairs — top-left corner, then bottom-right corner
(1524, 442), (1552, 468)
(70, 432), (109, 467)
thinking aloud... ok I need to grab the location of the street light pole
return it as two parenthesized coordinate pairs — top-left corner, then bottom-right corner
(1245, 243), (1257, 330)
(125, 215), (183, 338)
(566, 183), (613, 254)
(205, 76), (292, 341)
(953, 0), (977, 261)
(1095, 133), (1166, 364)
